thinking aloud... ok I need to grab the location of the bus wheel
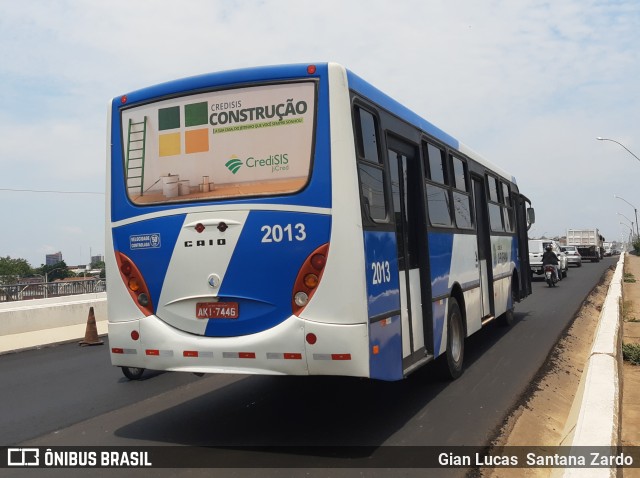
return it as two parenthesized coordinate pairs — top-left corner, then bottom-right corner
(498, 283), (516, 327)
(498, 308), (514, 327)
(121, 366), (145, 380)
(444, 298), (464, 379)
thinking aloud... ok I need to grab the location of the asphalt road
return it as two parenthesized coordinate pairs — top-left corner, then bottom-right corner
(0, 258), (616, 476)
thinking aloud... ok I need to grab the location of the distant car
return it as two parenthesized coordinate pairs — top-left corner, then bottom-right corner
(529, 239), (568, 279)
(560, 245), (582, 267)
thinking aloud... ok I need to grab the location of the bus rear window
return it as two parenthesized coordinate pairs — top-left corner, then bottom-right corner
(120, 81), (316, 205)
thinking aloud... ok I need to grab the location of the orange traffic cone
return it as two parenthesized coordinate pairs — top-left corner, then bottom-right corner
(79, 306), (104, 346)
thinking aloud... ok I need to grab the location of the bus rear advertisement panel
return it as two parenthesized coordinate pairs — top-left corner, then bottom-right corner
(120, 81), (316, 205)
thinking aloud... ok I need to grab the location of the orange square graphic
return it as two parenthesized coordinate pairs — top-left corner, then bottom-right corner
(159, 132), (181, 157)
(185, 128), (209, 154)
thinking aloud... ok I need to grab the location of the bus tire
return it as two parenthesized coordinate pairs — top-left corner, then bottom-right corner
(498, 308), (514, 327)
(121, 366), (145, 380)
(443, 298), (464, 380)
(498, 277), (516, 327)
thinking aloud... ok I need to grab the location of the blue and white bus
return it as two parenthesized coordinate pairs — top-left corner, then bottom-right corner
(106, 63), (534, 381)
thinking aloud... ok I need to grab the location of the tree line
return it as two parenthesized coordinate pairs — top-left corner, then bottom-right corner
(0, 256), (106, 284)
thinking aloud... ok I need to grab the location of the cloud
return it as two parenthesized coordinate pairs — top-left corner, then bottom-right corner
(0, 0), (639, 265)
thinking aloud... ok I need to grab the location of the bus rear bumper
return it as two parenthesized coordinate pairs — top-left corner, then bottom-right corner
(108, 315), (370, 378)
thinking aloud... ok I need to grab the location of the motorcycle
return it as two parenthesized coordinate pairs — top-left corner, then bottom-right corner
(544, 265), (558, 287)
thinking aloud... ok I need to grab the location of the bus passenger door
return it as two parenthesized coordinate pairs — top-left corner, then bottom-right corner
(515, 194), (532, 299)
(472, 175), (494, 318)
(387, 138), (430, 367)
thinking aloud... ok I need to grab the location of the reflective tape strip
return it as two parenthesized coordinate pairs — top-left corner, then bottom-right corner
(331, 354), (351, 361)
(145, 349), (174, 357)
(111, 348), (137, 355)
(313, 353), (352, 361)
(183, 351), (214, 358)
(223, 352), (256, 359)
(267, 353), (303, 360)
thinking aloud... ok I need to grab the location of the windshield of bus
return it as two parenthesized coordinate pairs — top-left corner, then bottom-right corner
(120, 81), (316, 205)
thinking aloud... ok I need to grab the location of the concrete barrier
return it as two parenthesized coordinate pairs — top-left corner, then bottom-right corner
(561, 253), (624, 478)
(0, 293), (107, 336)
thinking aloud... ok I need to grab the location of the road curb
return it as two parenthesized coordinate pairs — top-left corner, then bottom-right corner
(562, 253), (624, 478)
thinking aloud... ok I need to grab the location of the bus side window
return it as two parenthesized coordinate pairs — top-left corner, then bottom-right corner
(355, 107), (381, 164)
(487, 175), (505, 232)
(424, 142), (453, 227)
(451, 155), (473, 229)
(355, 106), (387, 222)
(501, 182), (514, 232)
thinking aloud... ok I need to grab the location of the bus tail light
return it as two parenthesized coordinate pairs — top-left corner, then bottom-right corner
(115, 251), (153, 316)
(292, 243), (329, 316)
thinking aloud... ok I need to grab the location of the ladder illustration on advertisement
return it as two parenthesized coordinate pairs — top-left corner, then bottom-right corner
(126, 117), (147, 197)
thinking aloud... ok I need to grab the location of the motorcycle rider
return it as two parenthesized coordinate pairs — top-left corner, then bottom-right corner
(542, 244), (561, 282)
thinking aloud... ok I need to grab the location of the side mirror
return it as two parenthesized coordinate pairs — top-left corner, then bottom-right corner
(527, 207), (536, 226)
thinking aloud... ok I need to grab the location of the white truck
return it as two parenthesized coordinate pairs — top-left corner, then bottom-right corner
(566, 228), (604, 262)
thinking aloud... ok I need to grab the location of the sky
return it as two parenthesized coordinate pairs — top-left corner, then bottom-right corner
(1, 0), (639, 267)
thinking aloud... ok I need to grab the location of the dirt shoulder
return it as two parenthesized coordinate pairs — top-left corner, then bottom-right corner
(621, 254), (640, 455)
(481, 254), (640, 477)
(481, 267), (611, 477)
(480, 255), (640, 478)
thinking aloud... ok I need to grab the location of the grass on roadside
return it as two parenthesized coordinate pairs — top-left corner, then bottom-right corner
(623, 300), (640, 322)
(623, 343), (640, 365)
(624, 272), (636, 283)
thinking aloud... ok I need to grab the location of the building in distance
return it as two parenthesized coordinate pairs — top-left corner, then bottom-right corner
(45, 252), (63, 266)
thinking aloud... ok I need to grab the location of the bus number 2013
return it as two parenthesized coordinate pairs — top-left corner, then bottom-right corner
(371, 261), (391, 285)
(261, 223), (306, 243)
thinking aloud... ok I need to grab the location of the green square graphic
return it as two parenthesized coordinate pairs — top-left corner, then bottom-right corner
(158, 106), (180, 131)
(185, 102), (208, 127)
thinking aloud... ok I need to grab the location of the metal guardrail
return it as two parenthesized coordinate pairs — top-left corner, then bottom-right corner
(0, 279), (106, 302)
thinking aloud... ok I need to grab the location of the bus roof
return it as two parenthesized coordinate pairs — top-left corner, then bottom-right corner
(342, 64), (516, 185)
(116, 62), (517, 185)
